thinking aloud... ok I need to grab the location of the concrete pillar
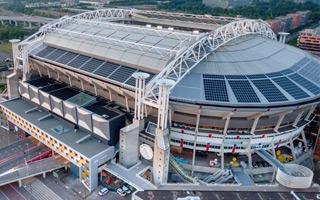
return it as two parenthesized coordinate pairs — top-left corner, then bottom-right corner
(191, 110), (201, 176)
(119, 119), (142, 168)
(29, 22), (32, 29)
(6, 72), (19, 99)
(220, 113), (232, 169)
(153, 128), (170, 185)
(293, 112), (304, 127)
(301, 131), (308, 150)
(274, 113), (286, 132)
(289, 138), (297, 160)
(153, 79), (174, 186)
(18, 179), (22, 187)
(247, 152), (252, 169)
(43, 172), (46, 178)
(10, 39), (20, 71)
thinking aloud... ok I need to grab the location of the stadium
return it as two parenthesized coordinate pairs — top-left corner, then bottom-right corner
(1, 9), (319, 192)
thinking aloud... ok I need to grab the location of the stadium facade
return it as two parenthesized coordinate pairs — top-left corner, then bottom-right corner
(1, 9), (319, 191)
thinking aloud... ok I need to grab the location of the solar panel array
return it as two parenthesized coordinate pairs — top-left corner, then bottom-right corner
(272, 77), (309, 100)
(288, 73), (320, 95)
(299, 61), (320, 84)
(228, 80), (260, 103)
(46, 49), (66, 61)
(56, 52), (78, 64)
(34, 46), (320, 105)
(203, 79), (229, 102)
(68, 55), (91, 69)
(34, 46), (154, 87)
(290, 57), (310, 71)
(80, 58), (104, 72)
(252, 79), (288, 102)
(109, 66), (137, 83)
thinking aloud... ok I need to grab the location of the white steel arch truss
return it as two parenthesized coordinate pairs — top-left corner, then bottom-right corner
(14, 9), (134, 75)
(144, 19), (277, 108)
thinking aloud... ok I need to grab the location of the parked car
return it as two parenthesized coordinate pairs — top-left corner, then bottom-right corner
(122, 184), (132, 194)
(117, 187), (127, 197)
(98, 187), (109, 196)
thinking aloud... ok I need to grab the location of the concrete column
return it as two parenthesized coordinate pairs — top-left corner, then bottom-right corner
(18, 180), (22, 187)
(29, 22), (32, 29)
(247, 152), (252, 169)
(108, 89), (112, 101)
(191, 110), (201, 176)
(274, 113), (286, 132)
(153, 79), (174, 186)
(289, 138), (297, 160)
(6, 72), (19, 99)
(43, 172), (46, 178)
(125, 95), (130, 112)
(10, 39), (20, 71)
(293, 111), (304, 127)
(301, 131), (308, 150)
(305, 106), (316, 120)
(80, 79), (84, 91)
(119, 120), (141, 168)
(47, 68), (51, 78)
(220, 113), (232, 169)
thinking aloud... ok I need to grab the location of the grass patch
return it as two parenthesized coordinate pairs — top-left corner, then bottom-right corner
(0, 42), (12, 55)
(0, 84), (6, 92)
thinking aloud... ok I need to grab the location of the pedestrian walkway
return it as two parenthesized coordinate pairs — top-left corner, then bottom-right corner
(0, 156), (67, 187)
(105, 161), (156, 191)
(24, 178), (63, 200)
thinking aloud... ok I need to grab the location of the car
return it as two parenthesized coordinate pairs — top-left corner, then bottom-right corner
(117, 188), (126, 197)
(122, 185), (131, 194)
(98, 187), (109, 196)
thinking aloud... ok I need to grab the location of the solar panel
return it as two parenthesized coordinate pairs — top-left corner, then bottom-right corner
(266, 72), (283, 78)
(289, 73), (320, 95)
(56, 52), (78, 65)
(203, 79), (229, 102)
(280, 69), (294, 75)
(203, 74), (225, 79)
(45, 49), (67, 61)
(93, 62), (120, 78)
(228, 80), (260, 103)
(36, 47), (55, 58)
(109, 66), (137, 83)
(225, 75), (247, 80)
(252, 79), (288, 102)
(246, 74), (267, 79)
(299, 61), (320, 84)
(80, 58), (104, 73)
(272, 77), (309, 100)
(125, 77), (136, 86)
(68, 55), (91, 69)
(290, 57), (310, 71)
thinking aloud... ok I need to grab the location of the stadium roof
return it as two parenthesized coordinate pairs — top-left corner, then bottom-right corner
(172, 35), (320, 107)
(25, 9), (320, 108)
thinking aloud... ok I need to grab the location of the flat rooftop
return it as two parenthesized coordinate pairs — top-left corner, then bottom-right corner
(84, 100), (122, 120)
(1, 98), (111, 159)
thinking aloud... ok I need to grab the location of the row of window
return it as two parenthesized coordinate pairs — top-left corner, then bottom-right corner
(2, 108), (89, 168)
